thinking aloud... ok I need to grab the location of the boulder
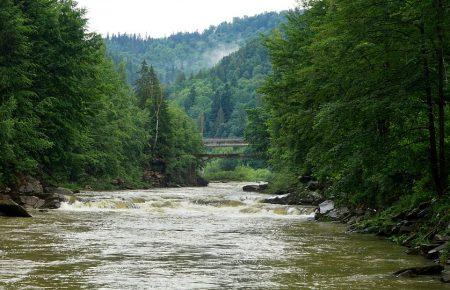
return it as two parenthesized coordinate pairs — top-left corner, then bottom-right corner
(327, 207), (350, 220)
(263, 190), (324, 206)
(394, 265), (444, 277)
(43, 198), (61, 209)
(19, 196), (45, 209)
(18, 176), (43, 195)
(47, 187), (74, 196)
(319, 200), (335, 214)
(0, 196), (32, 217)
(315, 200), (352, 221)
(243, 183), (268, 193)
(196, 176), (209, 187)
(41, 193), (68, 209)
(428, 242), (448, 256)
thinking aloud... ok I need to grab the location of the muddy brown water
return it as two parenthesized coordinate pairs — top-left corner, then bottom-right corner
(0, 183), (447, 289)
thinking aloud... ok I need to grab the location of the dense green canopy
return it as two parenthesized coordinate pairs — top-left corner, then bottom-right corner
(249, 0), (449, 208)
(0, 0), (202, 189)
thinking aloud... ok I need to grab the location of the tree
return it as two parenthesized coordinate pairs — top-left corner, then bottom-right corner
(184, 86), (196, 112)
(260, 0), (449, 208)
(135, 61), (172, 167)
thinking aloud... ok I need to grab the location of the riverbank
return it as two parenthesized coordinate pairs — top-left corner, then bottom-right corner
(257, 178), (450, 283)
(0, 173), (208, 216)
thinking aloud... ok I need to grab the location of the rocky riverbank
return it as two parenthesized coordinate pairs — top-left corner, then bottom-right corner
(0, 173), (209, 217)
(253, 177), (450, 283)
(0, 176), (73, 217)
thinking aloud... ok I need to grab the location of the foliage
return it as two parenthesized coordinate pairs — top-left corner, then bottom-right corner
(0, 0), (203, 188)
(251, 1), (450, 209)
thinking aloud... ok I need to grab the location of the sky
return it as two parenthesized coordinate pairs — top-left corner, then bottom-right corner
(76, 0), (297, 37)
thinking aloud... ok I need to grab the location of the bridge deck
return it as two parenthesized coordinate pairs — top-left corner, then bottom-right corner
(195, 153), (255, 159)
(202, 138), (249, 148)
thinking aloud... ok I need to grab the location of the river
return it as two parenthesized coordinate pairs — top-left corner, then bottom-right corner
(0, 183), (446, 289)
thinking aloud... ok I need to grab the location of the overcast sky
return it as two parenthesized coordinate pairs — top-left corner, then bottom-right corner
(76, 0), (297, 37)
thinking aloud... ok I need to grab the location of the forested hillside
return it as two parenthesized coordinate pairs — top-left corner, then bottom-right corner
(247, 1), (449, 244)
(0, 0), (202, 190)
(105, 12), (285, 84)
(168, 39), (271, 138)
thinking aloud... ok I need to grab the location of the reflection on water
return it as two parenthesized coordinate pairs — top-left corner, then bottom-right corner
(0, 183), (446, 289)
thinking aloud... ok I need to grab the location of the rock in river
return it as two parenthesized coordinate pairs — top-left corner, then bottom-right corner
(394, 265), (444, 277)
(243, 183), (268, 192)
(263, 191), (324, 206)
(46, 187), (74, 196)
(0, 196), (32, 218)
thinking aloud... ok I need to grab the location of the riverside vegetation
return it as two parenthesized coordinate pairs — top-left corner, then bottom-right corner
(0, 0), (204, 197)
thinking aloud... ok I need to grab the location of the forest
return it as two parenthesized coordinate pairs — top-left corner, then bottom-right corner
(245, 0), (449, 243)
(105, 12), (285, 84)
(0, 0), (203, 190)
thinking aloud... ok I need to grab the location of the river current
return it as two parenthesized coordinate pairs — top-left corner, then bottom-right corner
(0, 183), (447, 289)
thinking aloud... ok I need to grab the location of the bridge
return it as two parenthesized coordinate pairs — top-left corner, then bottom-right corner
(202, 138), (249, 148)
(197, 138), (253, 159)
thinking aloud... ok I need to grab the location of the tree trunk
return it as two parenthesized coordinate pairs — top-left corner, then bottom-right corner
(421, 24), (443, 196)
(436, 0), (447, 193)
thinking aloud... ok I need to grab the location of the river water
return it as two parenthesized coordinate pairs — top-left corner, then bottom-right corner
(0, 183), (447, 289)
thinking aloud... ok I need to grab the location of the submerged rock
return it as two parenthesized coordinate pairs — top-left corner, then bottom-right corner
(0, 196), (32, 218)
(243, 183), (268, 193)
(394, 265), (444, 277)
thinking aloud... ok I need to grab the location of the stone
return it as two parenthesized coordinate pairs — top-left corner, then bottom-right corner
(394, 265), (444, 277)
(243, 183), (268, 192)
(263, 190), (324, 206)
(428, 242), (448, 256)
(319, 200), (335, 214)
(43, 198), (61, 209)
(327, 207), (350, 220)
(40, 193), (68, 209)
(419, 244), (443, 259)
(48, 187), (74, 196)
(0, 196), (32, 217)
(18, 176), (43, 195)
(19, 196), (42, 209)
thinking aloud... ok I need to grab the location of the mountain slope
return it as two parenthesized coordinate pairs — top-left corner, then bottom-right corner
(168, 38), (272, 138)
(106, 12), (285, 84)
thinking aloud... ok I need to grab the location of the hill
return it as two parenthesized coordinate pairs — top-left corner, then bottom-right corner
(105, 12), (285, 84)
(168, 38), (271, 137)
